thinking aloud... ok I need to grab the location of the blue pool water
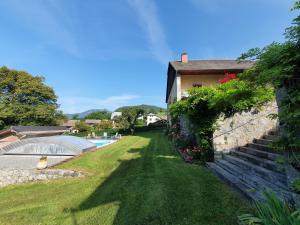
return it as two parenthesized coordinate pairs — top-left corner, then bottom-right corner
(88, 139), (114, 147)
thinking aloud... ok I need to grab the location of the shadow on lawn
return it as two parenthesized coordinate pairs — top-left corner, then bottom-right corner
(68, 132), (178, 225)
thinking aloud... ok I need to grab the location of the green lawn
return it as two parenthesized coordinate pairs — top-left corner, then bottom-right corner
(0, 131), (250, 225)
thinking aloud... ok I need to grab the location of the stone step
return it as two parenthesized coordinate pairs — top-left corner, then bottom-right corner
(222, 154), (287, 186)
(207, 162), (264, 201)
(238, 146), (280, 161)
(254, 138), (273, 146)
(230, 150), (284, 173)
(247, 143), (278, 154)
(215, 160), (293, 202)
(217, 159), (288, 191)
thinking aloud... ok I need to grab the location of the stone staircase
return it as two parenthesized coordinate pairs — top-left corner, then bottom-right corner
(208, 130), (295, 202)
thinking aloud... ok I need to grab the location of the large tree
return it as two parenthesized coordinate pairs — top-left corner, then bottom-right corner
(119, 107), (144, 134)
(0, 66), (62, 127)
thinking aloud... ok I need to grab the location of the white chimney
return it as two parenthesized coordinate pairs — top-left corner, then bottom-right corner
(181, 52), (188, 63)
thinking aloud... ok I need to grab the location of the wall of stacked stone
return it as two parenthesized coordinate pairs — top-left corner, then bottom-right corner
(0, 169), (84, 188)
(213, 101), (279, 153)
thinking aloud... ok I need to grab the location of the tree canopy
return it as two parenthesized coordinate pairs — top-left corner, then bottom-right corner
(0, 66), (63, 128)
(85, 111), (110, 120)
(119, 107), (144, 133)
(116, 104), (166, 114)
(238, 1), (300, 150)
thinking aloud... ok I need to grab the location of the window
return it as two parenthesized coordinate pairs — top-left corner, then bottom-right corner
(192, 83), (202, 88)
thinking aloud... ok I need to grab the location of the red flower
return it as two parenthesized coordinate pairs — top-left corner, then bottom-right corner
(219, 72), (237, 84)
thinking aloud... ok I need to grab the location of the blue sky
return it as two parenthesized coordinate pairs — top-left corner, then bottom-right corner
(0, 0), (296, 113)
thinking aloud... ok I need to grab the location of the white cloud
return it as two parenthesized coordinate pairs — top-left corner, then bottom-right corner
(58, 95), (140, 113)
(127, 0), (173, 64)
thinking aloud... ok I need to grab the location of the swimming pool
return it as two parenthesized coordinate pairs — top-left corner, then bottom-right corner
(88, 139), (115, 148)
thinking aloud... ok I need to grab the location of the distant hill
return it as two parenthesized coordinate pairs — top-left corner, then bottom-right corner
(66, 109), (111, 119)
(66, 105), (166, 119)
(115, 104), (166, 114)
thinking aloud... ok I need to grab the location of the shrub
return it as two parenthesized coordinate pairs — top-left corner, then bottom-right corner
(96, 120), (113, 130)
(75, 121), (91, 132)
(238, 191), (300, 225)
(238, 1), (300, 150)
(293, 179), (300, 193)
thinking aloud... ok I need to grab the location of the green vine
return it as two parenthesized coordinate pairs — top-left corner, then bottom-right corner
(169, 80), (273, 162)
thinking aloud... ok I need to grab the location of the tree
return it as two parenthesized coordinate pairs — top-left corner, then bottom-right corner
(75, 121), (90, 132)
(85, 111), (110, 120)
(120, 107), (144, 134)
(96, 120), (113, 130)
(72, 114), (79, 120)
(0, 66), (61, 126)
(238, 1), (300, 150)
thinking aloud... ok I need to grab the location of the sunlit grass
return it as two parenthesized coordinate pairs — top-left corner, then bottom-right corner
(0, 131), (250, 225)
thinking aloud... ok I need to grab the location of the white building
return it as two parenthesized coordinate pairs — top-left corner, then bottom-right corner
(111, 112), (122, 120)
(146, 113), (161, 126)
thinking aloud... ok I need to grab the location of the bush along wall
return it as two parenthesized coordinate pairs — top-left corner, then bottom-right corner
(169, 79), (274, 163)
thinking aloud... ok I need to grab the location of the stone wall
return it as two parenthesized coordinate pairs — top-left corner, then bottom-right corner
(0, 169), (84, 188)
(213, 101), (279, 153)
(179, 115), (194, 140)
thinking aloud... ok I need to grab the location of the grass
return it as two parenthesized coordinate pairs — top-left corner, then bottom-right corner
(0, 131), (251, 225)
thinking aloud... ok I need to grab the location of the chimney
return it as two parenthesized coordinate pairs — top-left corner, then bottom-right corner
(181, 52), (188, 63)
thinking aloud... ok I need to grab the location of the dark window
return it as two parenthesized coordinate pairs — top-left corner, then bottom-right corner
(192, 83), (202, 88)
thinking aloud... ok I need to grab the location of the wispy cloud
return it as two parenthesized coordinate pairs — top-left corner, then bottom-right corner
(188, 0), (292, 13)
(127, 0), (173, 64)
(59, 95), (140, 113)
(0, 0), (80, 57)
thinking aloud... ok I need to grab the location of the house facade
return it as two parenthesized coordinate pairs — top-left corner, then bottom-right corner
(146, 113), (162, 126)
(166, 53), (253, 106)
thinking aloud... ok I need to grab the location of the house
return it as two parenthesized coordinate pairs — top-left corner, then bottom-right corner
(166, 53), (253, 106)
(146, 113), (164, 126)
(0, 126), (70, 148)
(111, 112), (122, 120)
(111, 112), (122, 128)
(85, 119), (101, 126)
(61, 120), (80, 129)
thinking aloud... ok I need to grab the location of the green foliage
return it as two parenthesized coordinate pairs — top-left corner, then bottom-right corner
(116, 104), (166, 114)
(0, 66), (62, 126)
(293, 178), (300, 193)
(238, 2), (300, 150)
(72, 114), (79, 120)
(75, 121), (91, 132)
(119, 107), (144, 133)
(96, 120), (113, 130)
(238, 191), (300, 225)
(135, 118), (145, 126)
(85, 111), (110, 120)
(169, 79), (273, 161)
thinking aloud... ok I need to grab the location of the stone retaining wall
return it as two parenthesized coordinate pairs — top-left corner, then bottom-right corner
(213, 101), (279, 153)
(0, 169), (84, 188)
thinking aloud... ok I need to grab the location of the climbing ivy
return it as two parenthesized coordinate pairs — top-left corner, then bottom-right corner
(169, 80), (273, 161)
